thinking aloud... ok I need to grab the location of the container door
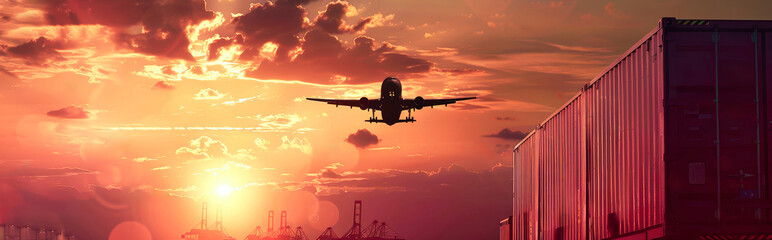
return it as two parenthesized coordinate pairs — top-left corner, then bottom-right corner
(766, 32), (772, 222)
(667, 29), (766, 226)
(666, 30), (722, 225)
(714, 30), (764, 224)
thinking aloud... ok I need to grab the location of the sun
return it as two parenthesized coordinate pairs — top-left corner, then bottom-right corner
(216, 185), (234, 197)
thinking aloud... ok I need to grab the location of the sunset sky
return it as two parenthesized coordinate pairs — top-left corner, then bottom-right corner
(0, 0), (770, 239)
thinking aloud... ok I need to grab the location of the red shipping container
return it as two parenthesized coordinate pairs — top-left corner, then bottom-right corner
(512, 18), (772, 240)
(501, 216), (513, 240)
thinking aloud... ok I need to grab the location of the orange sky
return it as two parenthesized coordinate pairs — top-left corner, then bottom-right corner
(0, 0), (771, 239)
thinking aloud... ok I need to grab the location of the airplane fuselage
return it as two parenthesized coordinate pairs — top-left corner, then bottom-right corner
(379, 77), (403, 125)
(307, 77), (475, 125)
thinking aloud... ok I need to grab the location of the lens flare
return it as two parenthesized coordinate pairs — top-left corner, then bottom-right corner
(216, 185), (233, 197)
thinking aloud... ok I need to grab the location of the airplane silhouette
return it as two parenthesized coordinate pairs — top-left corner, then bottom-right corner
(307, 77), (476, 125)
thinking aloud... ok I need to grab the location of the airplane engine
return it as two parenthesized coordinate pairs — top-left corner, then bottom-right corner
(359, 97), (368, 110)
(414, 96), (424, 109)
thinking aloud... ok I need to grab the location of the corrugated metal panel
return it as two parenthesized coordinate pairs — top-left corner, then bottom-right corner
(514, 132), (539, 240)
(538, 95), (585, 240)
(585, 30), (666, 238)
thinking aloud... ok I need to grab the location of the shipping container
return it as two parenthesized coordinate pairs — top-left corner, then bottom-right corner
(512, 18), (772, 240)
(501, 216), (514, 240)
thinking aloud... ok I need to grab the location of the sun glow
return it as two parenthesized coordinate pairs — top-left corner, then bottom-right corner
(216, 185), (234, 197)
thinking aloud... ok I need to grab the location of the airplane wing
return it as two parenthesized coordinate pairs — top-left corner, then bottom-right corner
(402, 97), (476, 110)
(306, 98), (382, 110)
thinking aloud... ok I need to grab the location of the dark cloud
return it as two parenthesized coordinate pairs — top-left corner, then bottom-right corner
(483, 128), (527, 140)
(247, 31), (435, 84)
(207, 35), (243, 61)
(152, 81), (174, 90)
(203, 0), (466, 84)
(344, 129), (381, 149)
(46, 105), (90, 119)
(313, 1), (370, 34)
(231, 0), (313, 62)
(41, 0), (216, 60)
(115, 0), (216, 60)
(1, 37), (65, 65)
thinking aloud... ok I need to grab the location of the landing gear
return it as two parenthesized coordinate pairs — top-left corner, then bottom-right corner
(369, 109), (377, 123)
(406, 109), (415, 122)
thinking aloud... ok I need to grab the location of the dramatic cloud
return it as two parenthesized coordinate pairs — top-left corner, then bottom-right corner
(1, 36), (65, 65)
(248, 30), (437, 84)
(230, 0), (312, 62)
(344, 129), (381, 149)
(203, 0), (460, 84)
(194, 88), (225, 100)
(46, 105), (90, 119)
(313, 1), (370, 34)
(40, 0), (216, 60)
(207, 35), (243, 61)
(483, 128), (528, 140)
